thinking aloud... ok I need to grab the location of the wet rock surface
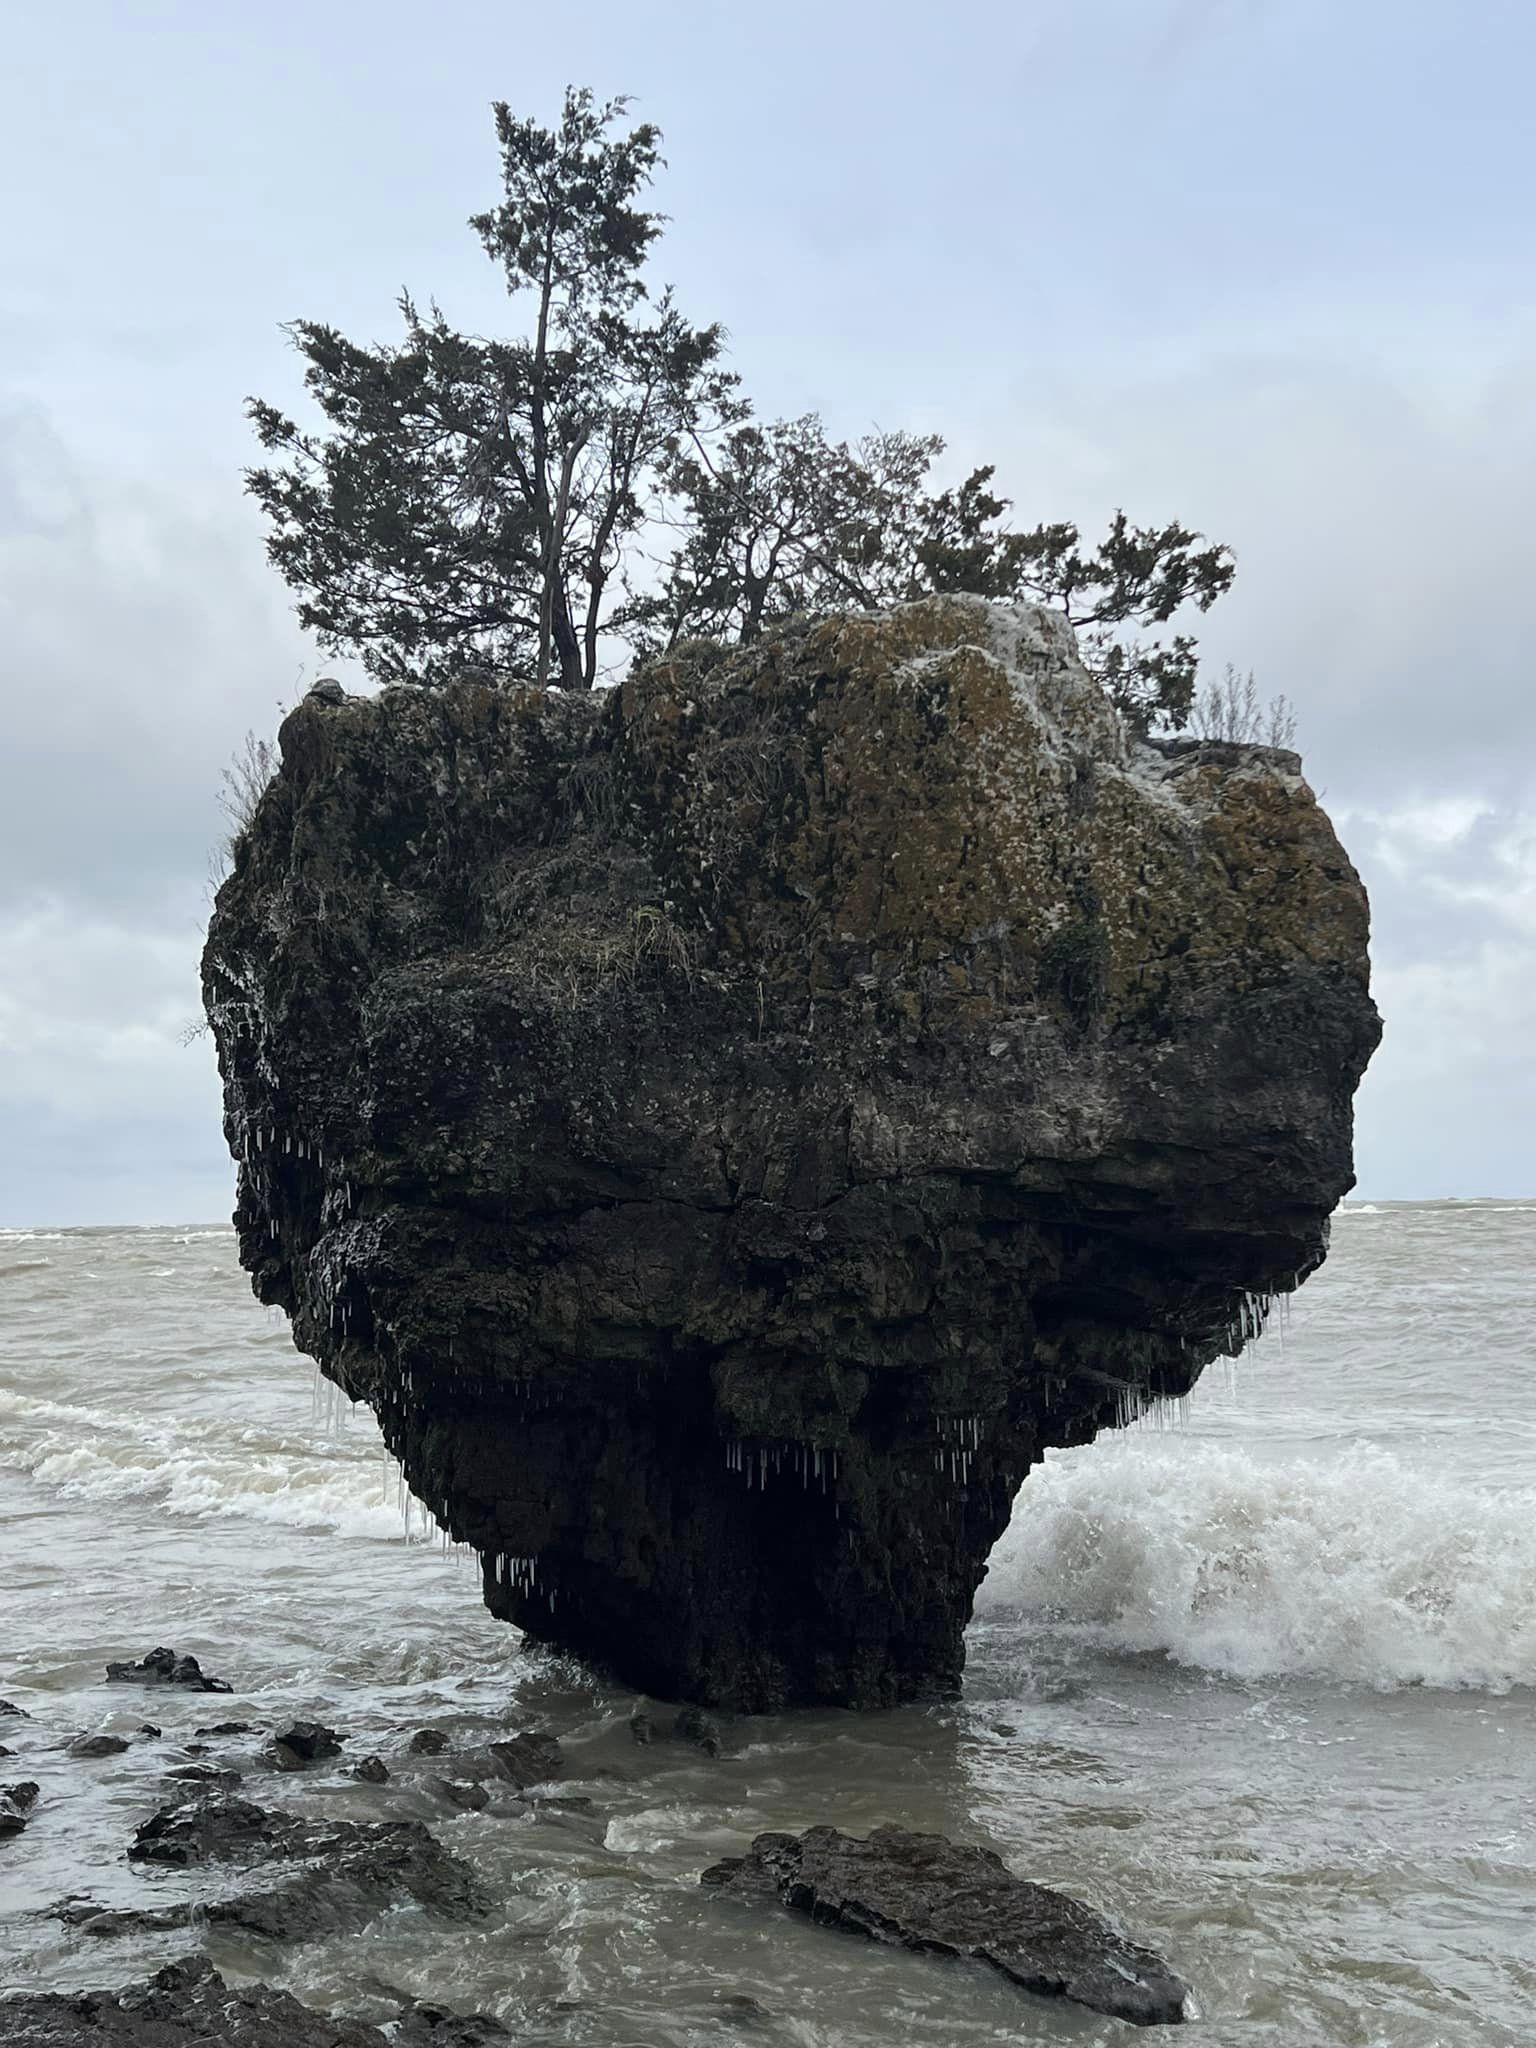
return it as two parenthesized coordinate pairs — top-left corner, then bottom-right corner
(67, 1734), (131, 1759)
(1, 1780), (40, 1837)
(671, 1706), (722, 1756)
(105, 1650), (232, 1694)
(265, 1721), (343, 1771)
(57, 1793), (488, 1943)
(702, 1823), (1189, 2027)
(488, 1732), (563, 1789)
(432, 1777), (490, 1812)
(204, 595), (1379, 1709)
(163, 1764), (242, 1790)
(0, 1955), (509, 2048)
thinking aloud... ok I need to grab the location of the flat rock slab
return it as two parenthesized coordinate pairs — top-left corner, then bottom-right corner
(60, 1795), (486, 1943)
(702, 1824), (1189, 2028)
(0, 1955), (508, 2048)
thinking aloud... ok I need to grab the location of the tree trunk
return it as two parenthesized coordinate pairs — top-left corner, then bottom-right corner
(548, 441), (587, 690)
(531, 250), (556, 690)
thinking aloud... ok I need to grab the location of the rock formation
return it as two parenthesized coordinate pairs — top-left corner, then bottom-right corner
(203, 597), (1379, 1709)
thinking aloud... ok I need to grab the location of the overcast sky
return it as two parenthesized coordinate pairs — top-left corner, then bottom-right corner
(2, 0), (1532, 1224)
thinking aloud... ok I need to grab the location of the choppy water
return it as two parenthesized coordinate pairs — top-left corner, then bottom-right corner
(1, 1204), (1533, 2044)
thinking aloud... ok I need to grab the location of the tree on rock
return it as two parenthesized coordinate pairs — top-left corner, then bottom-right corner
(247, 87), (1234, 731)
(246, 89), (739, 690)
(646, 429), (1234, 731)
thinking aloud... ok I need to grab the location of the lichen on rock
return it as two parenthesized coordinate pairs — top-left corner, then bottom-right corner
(203, 597), (1379, 1709)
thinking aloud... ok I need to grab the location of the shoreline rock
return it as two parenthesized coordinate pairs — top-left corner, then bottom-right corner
(0, 1955), (509, 2047)
(264, 1720), (343, 1772)
(702, 1823), (1189, 2027)
(1, 1780), (39, 1838)
(55, 1793), (491, 1944)
(105, 1649), (233, 1695)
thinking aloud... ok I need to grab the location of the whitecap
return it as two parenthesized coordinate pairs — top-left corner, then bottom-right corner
(0, 1386), (428, 1545)
(978, 1438), (1536, 1694)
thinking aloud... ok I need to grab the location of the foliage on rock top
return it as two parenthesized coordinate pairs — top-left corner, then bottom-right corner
(247, 87), (1234, 732)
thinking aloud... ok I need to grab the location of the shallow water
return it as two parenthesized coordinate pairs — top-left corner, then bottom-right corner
(1, 1203), (1533, 2043)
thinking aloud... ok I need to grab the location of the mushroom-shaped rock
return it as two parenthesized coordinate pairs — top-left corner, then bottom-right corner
(203, 597), (1379, 1709)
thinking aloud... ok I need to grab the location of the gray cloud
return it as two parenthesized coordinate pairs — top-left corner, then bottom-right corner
(0, 406), (320, 912)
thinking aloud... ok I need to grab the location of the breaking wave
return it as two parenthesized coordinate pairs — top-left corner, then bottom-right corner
(0, 1386), (416, 1544)
(979, 1439), (1536, 1693)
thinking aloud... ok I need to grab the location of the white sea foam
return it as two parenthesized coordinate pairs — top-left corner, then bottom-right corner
(0, 1386), (419, 1544)
(978, 1439), (1536, 1693)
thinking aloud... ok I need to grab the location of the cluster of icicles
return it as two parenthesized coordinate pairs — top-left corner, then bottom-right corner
(1106, 1288), (1289, 1429)
(723, 1439), (840, 1490)
(490, 1551), (556, 1606)
(240, 1117), (360, 1229)
(933, 1413), (984, 1483)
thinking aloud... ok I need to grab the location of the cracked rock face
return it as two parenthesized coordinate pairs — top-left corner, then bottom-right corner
(203, 597), (1379, 1710)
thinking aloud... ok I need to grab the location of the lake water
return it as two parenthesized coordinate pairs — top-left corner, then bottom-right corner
(1, 1202), (1533, 2044)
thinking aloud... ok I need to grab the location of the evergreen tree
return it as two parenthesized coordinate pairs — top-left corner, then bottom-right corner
(650, 435), (1234, 731)
(247, 89), (738, 689)
(248, 87), (1235, 730)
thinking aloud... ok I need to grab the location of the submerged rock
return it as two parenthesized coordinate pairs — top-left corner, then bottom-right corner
(432, 1777), (490, 1812)
(702, 1823), (1188, 2027)
(105, 1648), (233, 1694)
(66, 1733), (131, 1759)
(0, 1955), (509, 2048)
(487, 1731), (563, 1789)
(204, 596), (1379, 1709)
(672, 1706), (722, 1757)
